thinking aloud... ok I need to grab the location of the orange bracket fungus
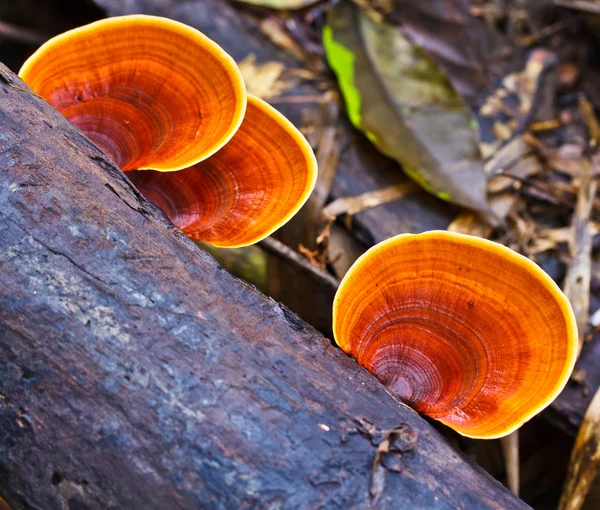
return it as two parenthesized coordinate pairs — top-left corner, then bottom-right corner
(19, 15), (317, 247)
(333, 231), (578, 439)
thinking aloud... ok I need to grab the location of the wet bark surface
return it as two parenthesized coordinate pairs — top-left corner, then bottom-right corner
(0, 68), (527, 509)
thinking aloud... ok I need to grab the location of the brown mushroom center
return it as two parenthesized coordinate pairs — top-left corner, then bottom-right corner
(58, 90), (172, 170)
(360, 296), (494, 418)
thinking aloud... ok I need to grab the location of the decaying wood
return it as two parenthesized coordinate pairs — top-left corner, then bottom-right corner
(0, 68), (527, 509)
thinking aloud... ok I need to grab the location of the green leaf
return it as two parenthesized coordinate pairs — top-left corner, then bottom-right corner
(323, 2), (488, 212)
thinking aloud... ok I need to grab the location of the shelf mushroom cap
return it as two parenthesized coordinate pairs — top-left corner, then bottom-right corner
(333, 230), (578, 439)
(19, 15), (318, 247)
(19, 15), (246, 172)
(129, 94), (318, 248)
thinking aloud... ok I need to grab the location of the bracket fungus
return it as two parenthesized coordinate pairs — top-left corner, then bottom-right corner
(333, 231), (578, 439)
(19, 15), (317, 247)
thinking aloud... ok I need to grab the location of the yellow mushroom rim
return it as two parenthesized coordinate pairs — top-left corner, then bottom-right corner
(129, 94), (318, 248)
(333, 230), (578, 439)
(19, 15), (247, 172)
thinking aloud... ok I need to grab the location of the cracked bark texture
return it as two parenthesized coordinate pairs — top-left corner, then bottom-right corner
(0, 69), (527, 509)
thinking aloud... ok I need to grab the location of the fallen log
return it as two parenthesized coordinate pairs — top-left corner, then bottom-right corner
(0, 67), (526, 509)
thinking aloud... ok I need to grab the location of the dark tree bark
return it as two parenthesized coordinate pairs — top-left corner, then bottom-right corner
(0, 67), (527, 509)
(0, 0), (104, 72)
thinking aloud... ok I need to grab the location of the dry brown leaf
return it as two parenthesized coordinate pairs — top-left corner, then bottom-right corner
(238, 53), (297, 99)
(260, 17), (323, 70)
(369, 424), (418, 507)
(351, 0), (394, 21)
(485, 136), (534, 175)
(448, 212), (492, 238)
(488, 156), (544, 193)
(529, 227), (571, 255)
(489, 193), (520, 222)
(545, 144), (600, 178)
(479, 49), (557, 159)
(369, 460), (387, 507)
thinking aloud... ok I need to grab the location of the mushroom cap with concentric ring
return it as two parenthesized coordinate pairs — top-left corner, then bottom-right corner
(333, 230), (578, 439)
(19, 14), (246, 172)
(129, 94), (317, 248)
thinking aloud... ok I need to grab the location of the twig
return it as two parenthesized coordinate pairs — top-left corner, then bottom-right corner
(563, 163), (595, 355)
(268, 95), (338, 104)
(324, 182), (419, 231)
(579, 97), (600, 148)
(562, 97), (599, 354)
(554, 0), (600, 14)
(501, 431), (520, 496)
(259, 236), (339, 293)
(559, 387), (600, 510)
(0, 21), (47, 45)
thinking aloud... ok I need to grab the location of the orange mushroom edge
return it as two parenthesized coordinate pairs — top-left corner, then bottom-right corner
(19, 14), (247, 172)
(333, 230), (578, 439)
(19, 15), (318, 248)
(129, 94), (317, 248)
